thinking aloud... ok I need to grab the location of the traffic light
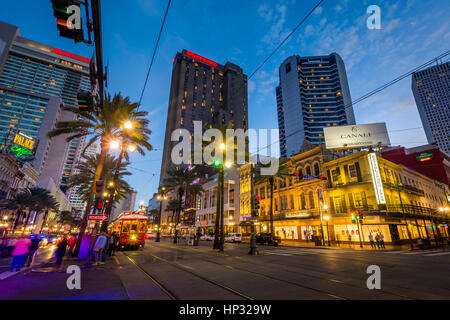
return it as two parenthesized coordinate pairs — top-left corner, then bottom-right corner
(359, 209), (364, 220)
(213, 159), (221, 167)
(95, 180), (105, 201)
(51, 0), (84, 43)
(351, 215), (356, 224)
(317, 175), (327, 181)
(77, 90), (94, 112)
(97, 201), (103, 210)
(254, 196), (260, 216)
(293, 172), (304, 180)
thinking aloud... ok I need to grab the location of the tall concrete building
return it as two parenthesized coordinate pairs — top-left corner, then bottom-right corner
(0, 21), (90, 191)
(411, 61), (450, 154)
(160, 49), (248, 181)
(111, 189), (138, 221)
(276, 53), (355, 158)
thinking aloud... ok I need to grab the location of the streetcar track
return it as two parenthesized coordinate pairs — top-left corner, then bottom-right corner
(147, 244), (347, 300)
(123, 251), (254, 300)
(151, 243), (419, 300)
(122, 252), (179, 300)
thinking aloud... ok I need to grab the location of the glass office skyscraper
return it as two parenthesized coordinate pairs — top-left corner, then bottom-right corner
(412, 61), (450, 154)
(276, 53), (355, 158)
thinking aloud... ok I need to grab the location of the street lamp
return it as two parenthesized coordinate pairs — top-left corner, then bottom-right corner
(109, 140), (120, 150)
(124, 120), (133, 130)
(324, 215), (331, 246)
(156, 190), (168, 242)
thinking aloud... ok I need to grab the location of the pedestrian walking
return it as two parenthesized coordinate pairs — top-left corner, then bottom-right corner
(67, 234), (77, 257)
(93, 232), (107, 265)
(369, 233), (376, 249)
(55, 236), (68, 265)
(26, 235), (41, 267)
(10, 236), (31, 272)
(107, 232), (119, 256)
(379, 233), (386, 249)
(375, 233), (381, 249)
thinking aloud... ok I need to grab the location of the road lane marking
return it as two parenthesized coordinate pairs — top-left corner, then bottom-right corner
(424, 252), (450, 257)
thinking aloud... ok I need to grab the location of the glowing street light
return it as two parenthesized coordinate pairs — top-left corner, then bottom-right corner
(124, 121), (133, 130)
(110, 140), (120, 150)
(220, 143), (226, 151)
(225, 161), (232, 169)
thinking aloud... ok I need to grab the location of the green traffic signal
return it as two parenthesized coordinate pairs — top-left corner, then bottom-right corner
(213, 160), (221, 167)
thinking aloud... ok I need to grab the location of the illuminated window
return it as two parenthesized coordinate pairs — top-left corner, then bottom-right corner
(337, 92), (342, 96)
(35, 118), (40, 121)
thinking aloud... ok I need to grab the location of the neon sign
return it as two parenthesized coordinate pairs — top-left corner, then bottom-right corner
(185, 50), (218, 67)
(12, 133), (35, 150)
(416, 152), (433, 162)
(10, 145), (33, 157)
(50, 48), (90, 63)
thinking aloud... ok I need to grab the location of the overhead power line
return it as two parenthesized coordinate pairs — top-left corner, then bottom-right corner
(137, 0), (172, 111)
(254, 50), (450, 155)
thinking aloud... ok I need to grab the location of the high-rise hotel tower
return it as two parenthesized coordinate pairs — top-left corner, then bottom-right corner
(160, 50), (248, 181)
(0, 21), (90, 191)
(276, 53), (355, 158)
(412, 61), (450, 154)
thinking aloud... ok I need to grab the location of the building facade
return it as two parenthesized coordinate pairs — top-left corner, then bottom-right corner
(411, 61), (450, 154)
(238, 147), (450, 244)
(276, 53), (355, 158)
(160, 49), (248, 182)
(111, 189), (138, 221)
(195, 168), (240, 235)
(382, 144), (450, 187)
(0, 21), (91, 192)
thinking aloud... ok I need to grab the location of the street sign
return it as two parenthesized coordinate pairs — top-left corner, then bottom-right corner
(88, 214), (109, 221)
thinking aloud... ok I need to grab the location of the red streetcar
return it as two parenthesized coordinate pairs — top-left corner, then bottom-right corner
(111, 211), (148, 250)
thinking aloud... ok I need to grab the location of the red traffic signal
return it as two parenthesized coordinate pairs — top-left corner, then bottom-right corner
(97, 201), (103, 210)
(293, 172), (304, 179)
(318, 175), (327, 180)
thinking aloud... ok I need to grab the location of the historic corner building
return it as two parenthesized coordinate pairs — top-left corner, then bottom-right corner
(238, 144), (450, 245)
(159, 49), (248, 182)
(0, 21), (90, 208)
(276, 53), (356, 158)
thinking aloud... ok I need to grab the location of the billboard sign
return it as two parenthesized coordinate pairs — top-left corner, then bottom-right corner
(368, 152), (386, 205)
(324, 123), (391, 150)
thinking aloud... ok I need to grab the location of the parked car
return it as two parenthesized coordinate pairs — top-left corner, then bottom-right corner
(255, 233), (281, 246)
(225, 233), (242, 243)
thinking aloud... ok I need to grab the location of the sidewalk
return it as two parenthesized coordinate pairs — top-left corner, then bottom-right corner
(0, 255), (128, 300)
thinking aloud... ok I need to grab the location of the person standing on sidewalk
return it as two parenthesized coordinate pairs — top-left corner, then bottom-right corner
(55, 236), (68, 265)
(375, 233), (381, 249)
(10, 236), (31, 272)
(67, 234), (77, 257)
(26, 235), (41, 267)
(93, 233), (107, 265)
(369, 233), (376, 249)
(379, 233), (386, 249)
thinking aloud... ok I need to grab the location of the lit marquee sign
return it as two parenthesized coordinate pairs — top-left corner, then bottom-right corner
(416, 152), (433, 162)
(50, 47), (90, 63)
(368, 152), (386, 205)
(185, 50), (218, 67)
(9, 132), (36, 158)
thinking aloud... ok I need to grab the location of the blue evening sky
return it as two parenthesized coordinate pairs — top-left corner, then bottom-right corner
(2, 0), (449, 208)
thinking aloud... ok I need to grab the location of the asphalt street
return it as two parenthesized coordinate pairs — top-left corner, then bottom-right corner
(0, 239), (449, 300)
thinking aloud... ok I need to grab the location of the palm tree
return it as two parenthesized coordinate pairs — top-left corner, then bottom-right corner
(163, 166), (204, 243)
(69, 153), (133, 206)
(11, 190), (32, 233)
(58, 211), (74, 225)
(165, 199), (181, 234)
(47, 93), (152, 253)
